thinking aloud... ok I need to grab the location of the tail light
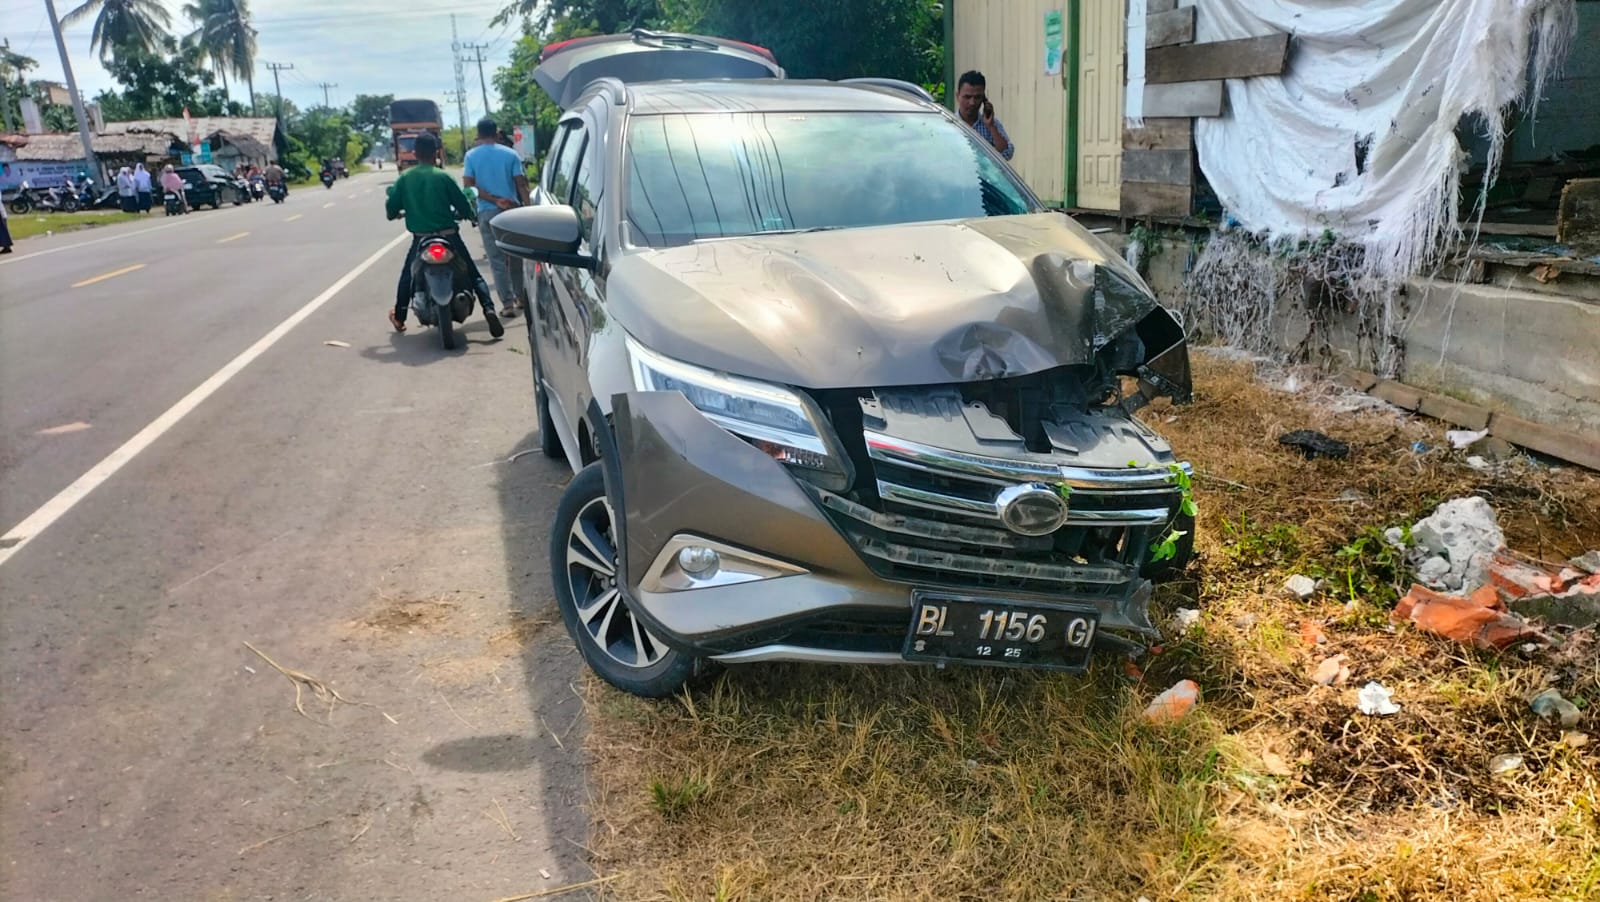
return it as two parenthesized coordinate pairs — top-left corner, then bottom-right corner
(423, 243), (453, 264)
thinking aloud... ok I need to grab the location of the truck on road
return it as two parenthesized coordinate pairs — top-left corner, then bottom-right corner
(389, 98), (443, 170)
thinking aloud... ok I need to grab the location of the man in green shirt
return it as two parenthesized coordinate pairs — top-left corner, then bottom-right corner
(384, 132), (503, 338)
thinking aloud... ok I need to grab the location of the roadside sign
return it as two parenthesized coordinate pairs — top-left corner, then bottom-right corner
(514, 124), (536, 161)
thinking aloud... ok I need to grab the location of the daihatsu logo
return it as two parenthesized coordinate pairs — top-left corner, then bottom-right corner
(995, 483), (1069, 537)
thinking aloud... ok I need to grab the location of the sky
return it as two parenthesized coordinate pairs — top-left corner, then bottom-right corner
(1, 0), (524, 123)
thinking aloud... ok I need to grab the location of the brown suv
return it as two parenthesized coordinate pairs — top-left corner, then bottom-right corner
(491, 33), (1193, 697)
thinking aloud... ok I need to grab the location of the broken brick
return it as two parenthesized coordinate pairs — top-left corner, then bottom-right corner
(1394, 582), (1542, 651)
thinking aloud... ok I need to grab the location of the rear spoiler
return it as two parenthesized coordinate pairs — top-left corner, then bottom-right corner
(539, 28), (778, 65)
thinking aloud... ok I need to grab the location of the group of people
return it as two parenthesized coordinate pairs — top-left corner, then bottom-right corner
(113, 164), (189, 214)
(384, 118), (530, 338)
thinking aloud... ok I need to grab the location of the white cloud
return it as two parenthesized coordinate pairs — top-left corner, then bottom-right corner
(1, 0), (519, 121)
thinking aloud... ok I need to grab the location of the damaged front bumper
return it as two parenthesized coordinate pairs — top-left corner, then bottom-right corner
(611, 390), (1182, 668)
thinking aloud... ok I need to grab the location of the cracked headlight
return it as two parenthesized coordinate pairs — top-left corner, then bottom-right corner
(626, 335), (853, 491)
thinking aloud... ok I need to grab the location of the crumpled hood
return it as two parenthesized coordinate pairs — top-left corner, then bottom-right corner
(606, 212), (1163, 389)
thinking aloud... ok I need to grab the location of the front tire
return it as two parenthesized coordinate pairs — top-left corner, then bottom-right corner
(551, 464), (698, 698)
(10, 198), (31, 215)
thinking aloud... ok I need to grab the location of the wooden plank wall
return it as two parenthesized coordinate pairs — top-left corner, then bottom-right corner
(1120, 4), (1292, 219)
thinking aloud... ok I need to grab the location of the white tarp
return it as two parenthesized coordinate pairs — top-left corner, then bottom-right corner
(1194, 0), (1575, 281)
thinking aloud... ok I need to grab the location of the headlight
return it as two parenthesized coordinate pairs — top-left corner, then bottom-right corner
(626, 335), (853, 492)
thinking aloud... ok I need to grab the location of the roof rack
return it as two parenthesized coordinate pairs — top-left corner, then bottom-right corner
(839, 78), (938, 104)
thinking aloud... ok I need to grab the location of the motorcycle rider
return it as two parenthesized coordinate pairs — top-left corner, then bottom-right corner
(383, 131), (502, 339)
(264, 160), (287, 196)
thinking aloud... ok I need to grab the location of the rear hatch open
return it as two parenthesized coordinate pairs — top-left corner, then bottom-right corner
(533, 29), (784, 109)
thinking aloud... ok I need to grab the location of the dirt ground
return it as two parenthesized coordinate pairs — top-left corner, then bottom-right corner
(572, 351), (1600, 902)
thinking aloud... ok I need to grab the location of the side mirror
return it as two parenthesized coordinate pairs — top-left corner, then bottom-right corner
(491, 205), (595, 269)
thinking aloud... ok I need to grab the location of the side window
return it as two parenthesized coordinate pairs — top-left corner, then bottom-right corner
(540, 126), (568, 195)
(549, 123), (586, 206)
(574, 140), (600, 245)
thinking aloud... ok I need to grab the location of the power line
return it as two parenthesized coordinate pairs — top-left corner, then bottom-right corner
(450, 14), (469, 156)
(316, 81), (338, 107)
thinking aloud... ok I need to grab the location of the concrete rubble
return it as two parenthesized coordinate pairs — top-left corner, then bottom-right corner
(1390, 496), (1505, 594)
(1393, 583), (1545, 650)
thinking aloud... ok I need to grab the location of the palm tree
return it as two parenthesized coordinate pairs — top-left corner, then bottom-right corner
(182, 0), (258, 114)
(61, 0), (173, 62)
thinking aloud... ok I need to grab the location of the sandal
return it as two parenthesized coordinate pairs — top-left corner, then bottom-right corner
(388, 310), (407, 332)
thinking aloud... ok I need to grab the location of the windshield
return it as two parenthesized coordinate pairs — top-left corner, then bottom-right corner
(399, 136), (417, 152)
(624, 111), (1034, 247)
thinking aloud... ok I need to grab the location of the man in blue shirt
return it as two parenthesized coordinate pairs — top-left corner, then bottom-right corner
(462, 118), (531, 318)
(955, 70), (1014, 161)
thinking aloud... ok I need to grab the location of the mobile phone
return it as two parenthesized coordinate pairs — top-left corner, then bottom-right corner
(981, 96), (994, 120)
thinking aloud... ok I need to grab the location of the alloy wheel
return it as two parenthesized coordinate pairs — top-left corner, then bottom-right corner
(565, 496), (669, 669)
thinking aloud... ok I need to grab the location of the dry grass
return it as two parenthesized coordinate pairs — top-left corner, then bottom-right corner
(582, 352), (1600, 902)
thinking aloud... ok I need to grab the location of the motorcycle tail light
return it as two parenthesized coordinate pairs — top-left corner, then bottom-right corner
(424, 244), (452, 264)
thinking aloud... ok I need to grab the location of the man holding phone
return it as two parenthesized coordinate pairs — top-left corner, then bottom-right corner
(955, 70), (1014, 161)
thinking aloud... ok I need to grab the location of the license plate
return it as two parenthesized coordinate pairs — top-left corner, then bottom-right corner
(902, 591), (1099, 670)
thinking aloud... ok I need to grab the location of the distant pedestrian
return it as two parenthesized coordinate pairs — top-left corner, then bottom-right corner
(133, 163), (153, 213)
(462, 117), (531, 319)
(955, 70), (1015, 161)
(116, 167), (139, 213)
(0, 196), (13, 254)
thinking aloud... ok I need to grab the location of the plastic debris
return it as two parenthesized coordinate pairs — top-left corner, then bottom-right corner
(1447, 428), (1490, 449)
(1284, 574), (1317, 600)
(1489, 753), (1524, 775)
(1563, 731), (1590, 748)
(1466, 455), (1491, 470)
(1311, 653), (1351, 687)
(1530, 689), (1581, 729)
(1144, 680), (1201, 723)
(1393, 583), (1543, 650)
(323, 340), (351, 348)
(1405, 497), (1506, 593)
(1357, 681), (1401, 716)
(1411, 440), (1428, 453)
(1278, 429), (1351, 460)
(1173, 608), (1202, 634)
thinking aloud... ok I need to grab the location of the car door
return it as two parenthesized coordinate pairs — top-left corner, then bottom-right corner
(555, 113), (608, 436)
(536, 117), (590, 439)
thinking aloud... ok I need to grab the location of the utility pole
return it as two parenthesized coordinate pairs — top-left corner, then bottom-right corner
(449, 15), (470, 160)
(1, 38), (15, 133)
(443, 89), (468, 162)
(42, 0), (97, 177)
(316, 82), (338, 109)
(265, 61), (293, 129)
(462, 42), (492, 117)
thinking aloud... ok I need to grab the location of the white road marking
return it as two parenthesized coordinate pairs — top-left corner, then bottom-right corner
(217, 231), (250, 243)
(0, 232), (411, 568)
(72, 263), (145, 287)
(285, 213), (303, 222)
(37, 422), (92, 436)
(0, 216), (204, 267)
(323, 202), (336, 208)
(347, 193), (358, 199)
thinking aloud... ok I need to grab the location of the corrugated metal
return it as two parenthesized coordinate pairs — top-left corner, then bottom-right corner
(1077, 0), (1124, 211)
(953, 0), (1069, 206)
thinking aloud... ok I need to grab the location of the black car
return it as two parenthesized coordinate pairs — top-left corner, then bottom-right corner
(176, 164), (245, 209)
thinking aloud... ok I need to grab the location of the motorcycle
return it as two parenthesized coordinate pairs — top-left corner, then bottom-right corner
(249, 176), (266, 202)
(320, 170), (335, 189)
(408, 230), (479, 351)
(163, 190), (186, 216)
(267, 181), (287, 204)
(8, 182), (79, 214)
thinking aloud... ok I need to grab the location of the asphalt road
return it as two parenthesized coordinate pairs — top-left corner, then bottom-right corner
(0, 172), (591, 900)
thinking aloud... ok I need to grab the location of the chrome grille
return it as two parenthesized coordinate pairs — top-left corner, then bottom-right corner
(811, 433), (1184, 596)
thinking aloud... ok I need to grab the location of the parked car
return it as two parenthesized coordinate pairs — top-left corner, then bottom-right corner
(491, 39), (1194, 699)
(176, 164), (245, 209)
